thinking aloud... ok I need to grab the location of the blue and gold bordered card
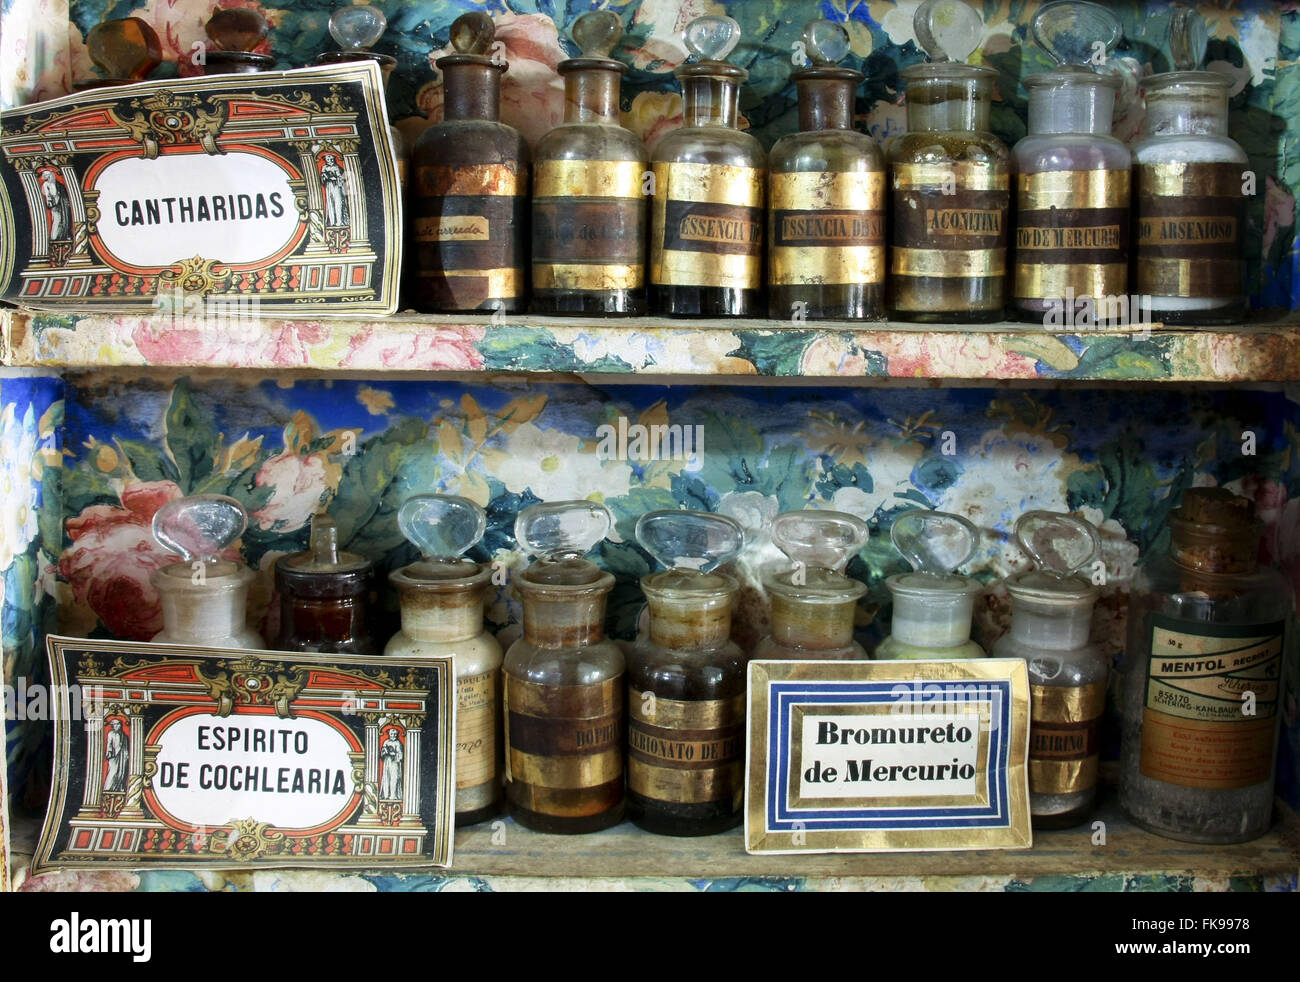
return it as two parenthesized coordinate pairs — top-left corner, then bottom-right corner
(33, 637), (454, 874)
(0, 63), (401, 314)
(745, 659), (1031, 854)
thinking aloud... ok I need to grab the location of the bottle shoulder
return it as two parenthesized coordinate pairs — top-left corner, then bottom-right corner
(876, 636), (986, 660)
(504, 637), (625, 685)
(889, 132), (1009, 167)
(1012, 135), (1131, 172)
(1132, 135), (1247, 165)
(414, 120), (531, 164)
(769, 130), (885, 173)
(653, 128), (767, 169)
(534, 124), (648, 165)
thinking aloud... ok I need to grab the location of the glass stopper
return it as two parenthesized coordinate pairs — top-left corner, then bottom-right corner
(152, 494), (246, 564)
(573, 10), (623, 58)
(913, 0), (983, 64)
(1015, 511), (1100, 579)
(206, 8), (270, 53)
(449, 11), (496, 56)
(398, 494), (486, 561)
(515, 500), (612, 562)
(771, 510), (869, 574)
(86, 17), (163, 80)
(684, 15), (741, 63)
(329, 5), (386, 52)
(636, 510), (744, 574)
(1169, 4), (1208, 72)
(803, 19), (851, 66)
(1032, 1), (1120, 68)
(890, 510), (978, 573)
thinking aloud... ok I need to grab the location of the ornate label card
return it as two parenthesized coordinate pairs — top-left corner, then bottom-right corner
(746, 659), (1031, 854)
(0, 63), (401, 314)
(33, 637), (454, 874)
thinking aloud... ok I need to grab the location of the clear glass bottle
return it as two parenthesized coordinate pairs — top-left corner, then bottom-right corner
(202, 8), (275, 75)
(504, 501), (624, 833)
(316, 5), (408, 195)
(753, 511), (869, 660)
(273, 514), (376, 655)
(385, 495), (503, 827)
(1119, 488), (1289, 843)
(650, 15), (765, 317)
(627, 510), (746, 836)
(889, 0), (1009, 322)
(75, 17), (162, 90)
(149, 495), (262, 650)
(1012, 2), (1131, 324)
(993, 512), (1107, 828)
(768, 20), (885, 321)
(532, 11), (647, 316)
(1133, 9), (1246, 325)
(410, 12), (529, 313)
(876, 510), (985, 660)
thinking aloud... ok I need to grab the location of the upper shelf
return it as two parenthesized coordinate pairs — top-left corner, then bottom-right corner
(4, 307), (1300, 382)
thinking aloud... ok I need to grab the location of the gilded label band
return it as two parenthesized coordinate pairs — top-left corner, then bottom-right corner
(1139, 161), (1245, 198)
(769, 171), (885, 210)
(769, 245), (885, 285)
(630, 689), (744, 729)
(508, 747), (623, 789)
(653, 161), (763, 206)
(532, 262), (642, 291)
(890, 247), (1005, 278)
(417, 163), (521, 197)
(1136, 257), (1243, 299)
(893, 162), (1009, 191)
(1018, 169), (1130, 209)
(1014, 263), (1126, 300)
(534, 159), (646, 200)
(628, 759), (743, 803)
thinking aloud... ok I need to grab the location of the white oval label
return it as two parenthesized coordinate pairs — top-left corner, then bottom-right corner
(91, 152), (299, 268)
(151, 712), (357, 831)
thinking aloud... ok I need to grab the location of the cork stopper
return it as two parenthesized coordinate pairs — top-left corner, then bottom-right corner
(1169, 488), (1262, 576)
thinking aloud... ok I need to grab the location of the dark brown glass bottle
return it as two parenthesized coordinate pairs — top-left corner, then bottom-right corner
(273, 517), (376, 654)
(532, 11), (647, 315)
(410, 12), (529, 313)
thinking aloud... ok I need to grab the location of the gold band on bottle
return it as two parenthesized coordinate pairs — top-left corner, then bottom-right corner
(769, 171), (885, 209)
(534, 159), (647, 199)
(417, 163), (522, 197)
(628, 759), (743, 802)
(891, 247), (1005, 278)
(1014, 263), (1127, 299)
(1139, 161), (1246, 197)
(532, 262), (642, 291)
(629, 690), (744, 729)
(1136, 257), (1243, 298)
(1017, 169), (1130, 209)
(893, 162), (1009, 191)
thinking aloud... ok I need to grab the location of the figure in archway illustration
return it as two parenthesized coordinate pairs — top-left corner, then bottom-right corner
(319, 152), (349, 228)
(379, 726), (403, 801)
(104, 718), (128, 793)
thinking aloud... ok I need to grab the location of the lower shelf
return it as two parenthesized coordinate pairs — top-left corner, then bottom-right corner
(11, 792), (1299, 892)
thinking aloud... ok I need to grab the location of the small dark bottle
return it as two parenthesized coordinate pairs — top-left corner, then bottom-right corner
(273, 515), (376, 655)
(201, 8), (275, 75)
(768, 20), (885, 321)
(626, 511), (747, 836)
(410, 12), (529, 313)
(532, 11), (648, 316)
(650, 15), (765, 317)
(75, 17), (162, 90)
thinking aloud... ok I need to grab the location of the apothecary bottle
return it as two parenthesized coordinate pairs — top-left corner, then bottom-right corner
(768, 20), (885, 321)
(410, 12), (529, 313)
(385, 495), (502, 826)
(876, 510), (984, 660)
(627, 511), (747, 836)
(1133, 8), (1246, 325)
(149, 495), (262, 649)
(532, 11), (648, 316)
(504, 501), (624, 833)
(316, 5), (408, 194)
(1119, 488), (1288, 843)
(992, 512), (1107, 827)
(650, 15), (765, 317)
(274, 515), (376, 654)
(889, 0), (1009, 322)
(1012, 2), (1131, 323)
(753, 511), (869, 660)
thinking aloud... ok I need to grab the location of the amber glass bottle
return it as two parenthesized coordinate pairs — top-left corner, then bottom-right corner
(273, 516), (376, 655)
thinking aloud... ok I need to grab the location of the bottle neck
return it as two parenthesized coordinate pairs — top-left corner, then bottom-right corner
(443, 62), (502, 121)
(160, 582), (249, 641)
(1028, 80), (1116, 135)
(1008, 598), (1093, 650)
(646, 593), (733, 649)
(890, 593), (974, 648)
(520, 584), (611, 649)
(563, 67), (622, 125)
(796, 76), (856, 131)
(682, 76), (740, 129)
(397, 580), (488, 643)
(1145, 86), (1229, 137)
(905, 75), (992, 132)
(770, 595), (856, 649)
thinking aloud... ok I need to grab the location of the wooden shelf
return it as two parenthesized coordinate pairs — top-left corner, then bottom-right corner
(4, 308), (1300, 382)
(10, 794), (1299, 892)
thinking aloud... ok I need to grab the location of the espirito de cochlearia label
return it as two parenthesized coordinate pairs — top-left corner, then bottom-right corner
(745, 659), (1031, 854)
(33, 637), (454, 875)
(0, 63), (401, 314)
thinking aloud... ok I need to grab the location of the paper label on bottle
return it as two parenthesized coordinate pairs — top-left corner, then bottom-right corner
(627, 688), (744, 805)
(417, 215), (490, 241)
(890, 178), (1009, 282)
(456, 669), (498, 790)
(1136, 161), (1244, 299)
(1028, 682), (1105, 796)
(1140, 616), (1283, 789)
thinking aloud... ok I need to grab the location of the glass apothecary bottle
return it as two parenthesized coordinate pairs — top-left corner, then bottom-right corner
(768, 20), (885, 321)
(504, 501), (624, 833)
(993, 512), (1107, 827)
(385, 495), (502, 827)
(410, 12), (529, 313)
(1119, 488), (1289, 843)
(316, 5), (408, 194)
(627, 510), (747, 836)
(273, 514), (375, 655)
(202, 8), (274, 75)
(753, 510), (869, 660)
(532, 11), (648, 316)
(889, 0), (1009, 322)
(1012, 2), (1130, 324)
(876, 510), (984, 660)
(1133, 7), (1246, 325)
(149, 495), (262, 649)
(650, 15), (765, 317)
(75, 17), (162, 90)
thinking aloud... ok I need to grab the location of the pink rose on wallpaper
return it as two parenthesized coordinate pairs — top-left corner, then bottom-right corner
(341, 324), (486, 372)
(249, 412), (355, 532)
(623, 91), (683, 154)
(124, 0), (276, 78)
(1262, 176), (1295, 257)
(58, 480), (183, 640)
